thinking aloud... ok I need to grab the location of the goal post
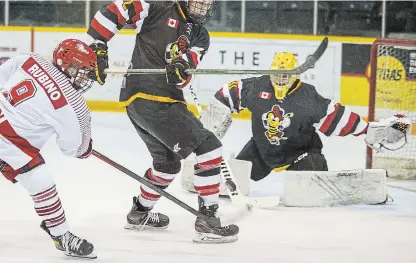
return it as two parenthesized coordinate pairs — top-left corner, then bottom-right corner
(367, 38), (416, 179)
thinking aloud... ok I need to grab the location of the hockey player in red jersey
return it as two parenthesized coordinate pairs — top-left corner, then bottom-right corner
(0, 39), (98, 258)
(200, 52), (411, 182)
(87, 0), (238, 243)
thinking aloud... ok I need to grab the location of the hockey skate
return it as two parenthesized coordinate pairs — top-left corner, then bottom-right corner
(125, 196), (170, 230)
(40, 221), (96, 259)
(194, 197), (239, 244)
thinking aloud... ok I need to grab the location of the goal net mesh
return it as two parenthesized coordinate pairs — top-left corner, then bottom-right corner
(370, 40), (416, 179)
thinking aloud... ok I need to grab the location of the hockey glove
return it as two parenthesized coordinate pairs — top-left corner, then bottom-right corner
(365, 114), (412, 151)
(165, 58), (190, 85)
(89, 41), (109, 85)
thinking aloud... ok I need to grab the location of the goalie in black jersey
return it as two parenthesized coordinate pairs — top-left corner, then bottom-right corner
(87, 0), (238, 243)
(197, 52), (412, 182)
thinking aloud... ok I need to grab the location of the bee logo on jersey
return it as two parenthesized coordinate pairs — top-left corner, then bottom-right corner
(261, 105), (294, 145)
(165, 35), (190, 63)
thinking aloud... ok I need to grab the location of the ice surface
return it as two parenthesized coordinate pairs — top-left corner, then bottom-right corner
(0, 112), (415, 263)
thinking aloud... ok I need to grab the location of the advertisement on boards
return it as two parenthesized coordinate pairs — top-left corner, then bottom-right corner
(341, 43), (416, 118)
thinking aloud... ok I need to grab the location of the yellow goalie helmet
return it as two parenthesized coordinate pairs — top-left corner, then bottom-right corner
(270, 52), (299, 100)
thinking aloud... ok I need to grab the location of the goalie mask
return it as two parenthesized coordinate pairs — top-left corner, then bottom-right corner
(270, 52), (299, 100)
(176, 0), (214, 24)
(53, 39), (97, 93)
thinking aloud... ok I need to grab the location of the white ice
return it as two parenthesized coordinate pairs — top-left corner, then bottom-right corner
(1, 112), (415, 263)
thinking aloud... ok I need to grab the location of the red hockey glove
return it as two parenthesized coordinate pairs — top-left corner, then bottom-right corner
(165, 58), (190, 85)
(89, 42), (108, 85)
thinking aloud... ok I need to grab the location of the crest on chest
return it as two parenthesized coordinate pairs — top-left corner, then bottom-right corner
(261, 104), (294, 145)
(165, 35), (190, 63)
(164, 23), (193, 63)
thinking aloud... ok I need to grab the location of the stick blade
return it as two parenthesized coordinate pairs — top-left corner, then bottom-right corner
(294, 36), (329, 74)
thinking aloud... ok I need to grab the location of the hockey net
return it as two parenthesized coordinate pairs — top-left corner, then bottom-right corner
(367, 38), (416, 179)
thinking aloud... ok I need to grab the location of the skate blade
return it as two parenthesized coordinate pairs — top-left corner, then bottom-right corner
(192, 232), (238, 244)
(64, 250), (97, 259)
(124, 223), (168, 231)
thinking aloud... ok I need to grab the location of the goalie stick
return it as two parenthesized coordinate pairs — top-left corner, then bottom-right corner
(220, 157), (281, 208)
(105, 37), (329, 75)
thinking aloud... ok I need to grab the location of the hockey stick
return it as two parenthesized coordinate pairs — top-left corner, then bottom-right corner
(91, 150), (220, 227)
(105, 37), (328, 75)
(189, 85), (280, 208)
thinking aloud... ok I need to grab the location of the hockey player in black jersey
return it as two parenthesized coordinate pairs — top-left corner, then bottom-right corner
(87, 0), (238, 243)
(200, 52), (411, 182)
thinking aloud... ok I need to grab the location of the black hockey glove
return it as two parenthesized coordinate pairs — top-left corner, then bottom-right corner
(89, 42), (109, 85)
(165, 58), (190, 85)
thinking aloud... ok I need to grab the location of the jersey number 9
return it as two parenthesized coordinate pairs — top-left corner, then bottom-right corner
(5, 80), (37, 106)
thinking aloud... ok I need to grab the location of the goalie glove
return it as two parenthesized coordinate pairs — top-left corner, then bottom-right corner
(89, 41), (108, 85)
(365, 114), (412, 151)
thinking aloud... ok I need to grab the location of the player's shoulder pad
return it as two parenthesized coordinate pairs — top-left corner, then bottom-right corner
(242, 75), (270, 90)
(145, 1), (171, 18)
(241, 76), (264, 87)
(258, 75), (271, 84)
(147, 1), (172, 7)
(240, 77), (255, 89)
(189, 26), (210, 51)
(199, 26), (209, 38)
(195, 26), (210, 41)
(297, 81), (319, 96)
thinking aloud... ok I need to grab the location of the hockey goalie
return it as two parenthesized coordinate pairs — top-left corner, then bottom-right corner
(181, 52), (412, 207)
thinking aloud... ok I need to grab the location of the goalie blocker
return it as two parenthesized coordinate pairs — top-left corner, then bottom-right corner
(181, 161), (387, 207)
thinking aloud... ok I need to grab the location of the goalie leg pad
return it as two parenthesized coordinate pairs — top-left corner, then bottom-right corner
(283, 169), (387, 207)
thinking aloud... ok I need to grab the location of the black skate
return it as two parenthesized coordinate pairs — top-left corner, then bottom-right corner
(124, 196), (169, 230)
(40, 221), (96, 259)
(194, 197), (239, 244)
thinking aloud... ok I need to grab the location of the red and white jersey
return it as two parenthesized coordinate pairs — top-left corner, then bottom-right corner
(0, 53), (91, 169)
